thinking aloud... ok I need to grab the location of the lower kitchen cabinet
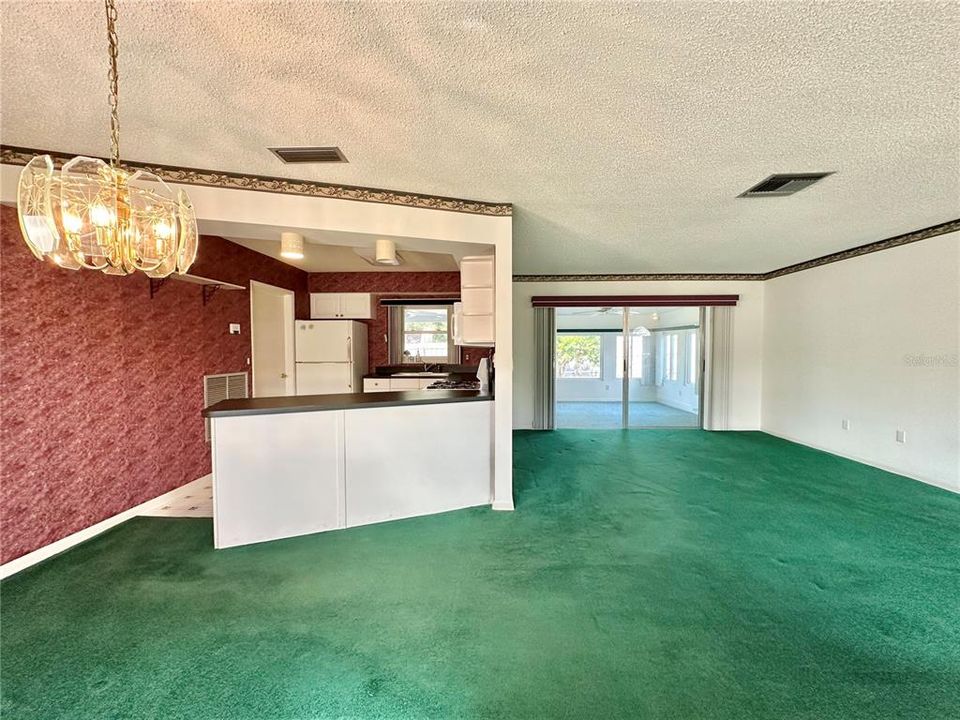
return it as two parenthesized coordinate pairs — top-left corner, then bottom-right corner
(363, 377), (438, 392)
(209, 400), (493, 548)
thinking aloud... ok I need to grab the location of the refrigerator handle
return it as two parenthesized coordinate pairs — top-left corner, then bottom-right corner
(348, 335), (353, 389)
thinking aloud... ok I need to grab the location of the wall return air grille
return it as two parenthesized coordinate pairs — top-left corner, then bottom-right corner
(739, 172), (833, 197)
(203, 372), (248, 441)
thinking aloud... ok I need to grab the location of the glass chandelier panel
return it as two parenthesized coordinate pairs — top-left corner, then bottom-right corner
(15, 0), (197, 279)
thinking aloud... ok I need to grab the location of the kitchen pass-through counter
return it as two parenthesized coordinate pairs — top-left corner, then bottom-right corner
(203, 390), (494, 548)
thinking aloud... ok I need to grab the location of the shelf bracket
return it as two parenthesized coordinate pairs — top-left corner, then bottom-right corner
(149, 277), (167, 299)
(202, 284), (222, 306)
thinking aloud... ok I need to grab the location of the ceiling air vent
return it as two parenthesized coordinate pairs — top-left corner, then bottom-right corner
(268, 146), (348, 164)
(739, 172), (833, 197)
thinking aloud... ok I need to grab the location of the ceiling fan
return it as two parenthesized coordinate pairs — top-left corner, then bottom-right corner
(566, 307), (617, 315)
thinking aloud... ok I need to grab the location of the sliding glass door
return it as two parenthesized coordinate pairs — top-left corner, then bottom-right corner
(555, 306), (702, 429)
(554, 307), (624, 429)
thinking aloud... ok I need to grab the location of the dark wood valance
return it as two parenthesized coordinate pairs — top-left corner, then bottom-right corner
(531, 295), (739, 308)
(379, 297), (460, 306)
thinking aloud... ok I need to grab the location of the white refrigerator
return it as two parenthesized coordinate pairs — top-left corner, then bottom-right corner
(295, 321), (368, 395)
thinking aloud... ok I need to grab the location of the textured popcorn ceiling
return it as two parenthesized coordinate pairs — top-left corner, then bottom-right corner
(1, 1), (957, 274)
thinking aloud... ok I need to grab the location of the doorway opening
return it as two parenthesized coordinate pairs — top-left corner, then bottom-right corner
(554, 306), (702, 429)
(250, 280), (296, 398)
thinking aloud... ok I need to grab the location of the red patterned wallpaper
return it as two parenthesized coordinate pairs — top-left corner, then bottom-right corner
(0, 205), (308, 563)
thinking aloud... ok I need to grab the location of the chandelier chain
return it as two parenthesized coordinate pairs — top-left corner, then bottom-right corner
(105, 0), (120, 167)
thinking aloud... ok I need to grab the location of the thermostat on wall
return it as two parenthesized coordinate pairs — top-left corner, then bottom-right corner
(229, 323), (241, 335)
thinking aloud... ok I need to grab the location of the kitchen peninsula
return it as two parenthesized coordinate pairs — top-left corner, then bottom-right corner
(203, 389), (493, 548)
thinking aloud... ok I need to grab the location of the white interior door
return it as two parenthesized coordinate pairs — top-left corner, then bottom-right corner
(296, 363), (354, 395)
(250, 281), (295, 398)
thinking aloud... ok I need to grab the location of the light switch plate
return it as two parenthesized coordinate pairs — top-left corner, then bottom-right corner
(841, 419), (850, 430)
(229, 323), (241, 335)
(896, 429), (907, 444)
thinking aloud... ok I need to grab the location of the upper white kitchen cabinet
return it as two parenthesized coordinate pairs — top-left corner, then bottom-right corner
(458, 256), (495, 346)
(310, 293), (374, 319)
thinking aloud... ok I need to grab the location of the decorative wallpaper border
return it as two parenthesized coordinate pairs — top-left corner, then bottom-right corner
(762, 218), (960, 279)
(0, 145), (512, 217)
(514, 218), (960, 282)
(513, 272), (765, 282)
(4, 144), (954, 277)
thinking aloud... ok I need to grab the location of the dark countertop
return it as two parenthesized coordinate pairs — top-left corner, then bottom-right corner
(363, 365), (481, 380)
(203, 389), (492, 418)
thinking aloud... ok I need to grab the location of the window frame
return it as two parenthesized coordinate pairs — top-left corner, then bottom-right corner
(668, 333), (679, 382)
(615, 334), (644, 380)
(555, 332), (604, 379)
(399, 305), (455, 364)
(687, 333), (699, 386)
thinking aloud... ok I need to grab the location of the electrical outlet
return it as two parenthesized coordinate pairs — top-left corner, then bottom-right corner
(896, 429), (907, 444)
(841, 419), (850, 430)
(229, 323), (241, 335)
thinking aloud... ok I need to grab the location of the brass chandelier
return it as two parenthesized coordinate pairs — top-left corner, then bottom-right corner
(16, 0), (197, 277)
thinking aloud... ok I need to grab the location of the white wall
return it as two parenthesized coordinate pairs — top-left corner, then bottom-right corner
(514, 280), (764, 429)
(762, 233), (959, 491)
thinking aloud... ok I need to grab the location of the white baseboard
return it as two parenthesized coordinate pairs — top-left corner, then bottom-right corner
(0, 475), (212, 581)
(761, 430), (958, 495)
(492, 500), (515, 511)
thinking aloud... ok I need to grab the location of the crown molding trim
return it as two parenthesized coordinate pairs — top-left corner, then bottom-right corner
(513, 218), (960, 282)
(0, 145), (512, 217)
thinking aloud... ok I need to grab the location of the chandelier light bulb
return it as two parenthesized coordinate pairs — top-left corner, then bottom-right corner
(62, 212), (83, 234)
(89, 204), (109, 226)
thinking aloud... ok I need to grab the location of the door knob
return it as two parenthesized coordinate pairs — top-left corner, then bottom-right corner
(280, 372), (288, 378)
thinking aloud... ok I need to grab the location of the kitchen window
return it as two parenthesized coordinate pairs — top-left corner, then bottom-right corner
(399, 305), (455, 363)
(556, 334), (602, 378)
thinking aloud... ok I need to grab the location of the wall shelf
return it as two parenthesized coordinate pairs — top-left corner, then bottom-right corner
(149, 274), (246, 305)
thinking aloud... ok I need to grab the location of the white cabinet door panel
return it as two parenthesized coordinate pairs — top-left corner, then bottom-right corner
(363, 378), (391, 393)
(212, 412), (343, 548)
(461, 287), (494, 315)
(460, 256), (495, 287)
(310, 293), (342, 319)
(344, 402), (492, 527)
(389, 378), (421, 391)
(461, 315), (495, 345)
(339, 293), (373, 319)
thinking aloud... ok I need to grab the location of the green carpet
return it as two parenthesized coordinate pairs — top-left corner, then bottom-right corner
(2, 431), (959, 719)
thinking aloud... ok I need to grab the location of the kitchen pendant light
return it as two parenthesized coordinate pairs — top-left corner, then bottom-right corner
(374, 238), (400, 265)
(15, 0), (198, 278)
(280, 232), (304, 259)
